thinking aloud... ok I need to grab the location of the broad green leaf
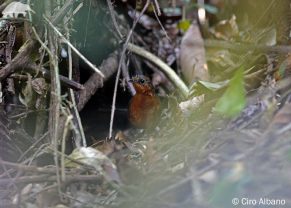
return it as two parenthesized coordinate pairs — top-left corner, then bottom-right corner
(189, 80), (229, 96)
(214, 68), (246, 117)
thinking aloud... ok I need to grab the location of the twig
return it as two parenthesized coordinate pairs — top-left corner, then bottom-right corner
(17, 131), (49, 162)
(7, 65), (83, 90)
(0, 174), (101, 185)
(51, 0), (75, 25)
(46, 2), (62, 191)
(65, 19), (86, 147)
(152, 0), (161, 16)
(0, 38), (82, 92)
(121, 59), (135, 95)
(127, 43), (189, 98)
(151, 1), (169, 40)
(108, 0), (151, 138)
(43, 15), (105, 78)
(27, 0), (53, 59)
(0, 159), (56, 174)
(25, 64), (84, 90)
(106, 0), (123, 39)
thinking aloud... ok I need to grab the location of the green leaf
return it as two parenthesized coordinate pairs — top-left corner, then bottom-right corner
(197, 80), (229, 91)
(214, 68), (246, 117)
(178, 19), (191, 32)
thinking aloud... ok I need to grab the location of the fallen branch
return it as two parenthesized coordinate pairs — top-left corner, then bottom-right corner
(0, 40), (37, 81)
(77, 52), (119, 111)
(32, 64), (84, 90)
(10, 65), (84, 91)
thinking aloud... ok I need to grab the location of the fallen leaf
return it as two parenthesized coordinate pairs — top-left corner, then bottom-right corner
(65, 147), (121, 183)
(180, 21), (209, 84)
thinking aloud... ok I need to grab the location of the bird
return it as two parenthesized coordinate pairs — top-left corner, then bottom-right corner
(128, 75), (160, 129)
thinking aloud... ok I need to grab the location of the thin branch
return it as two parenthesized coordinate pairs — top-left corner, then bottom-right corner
(0, 174), (101, 185)
(43, 15), (105, 78)
(51, 0), (75, 25)
(46, 3), (62, 192)
(0, 159), (56, 174)
(17, 132), (49, 162)
(28, 64), (84, 90)
(108, 0), (151, 138)
(66, 23), (86, 147)
(121, 58), (135, 95)
(152, 0), (161, 16)
(106, 0), (123, 39)
(127, 43), (189, 98)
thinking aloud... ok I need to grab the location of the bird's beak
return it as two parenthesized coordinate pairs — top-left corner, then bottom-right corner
(128, 79), (133, 83)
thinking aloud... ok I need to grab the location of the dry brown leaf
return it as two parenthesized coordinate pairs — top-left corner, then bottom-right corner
(180, 21), (209, 84)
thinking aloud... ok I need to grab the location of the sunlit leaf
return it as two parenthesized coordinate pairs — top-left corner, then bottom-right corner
(214, 68), (246, 117)
(178, 19), (191, 32)
(189, 80), (229, 96)
(212, 15), (239, 40)
(65, 147), (113, 171)
(196, 80), (229, 91)
(65, 147), (120, 182)
(257, 27), (276, 46)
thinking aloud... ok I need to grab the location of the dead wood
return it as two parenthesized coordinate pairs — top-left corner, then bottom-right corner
(0, 40), (37, 80)
(77, 51), (119, 111)
(29, 64), (84, 90)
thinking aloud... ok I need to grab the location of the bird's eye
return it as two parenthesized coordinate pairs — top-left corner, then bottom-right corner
(139, 79), (145, 84)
